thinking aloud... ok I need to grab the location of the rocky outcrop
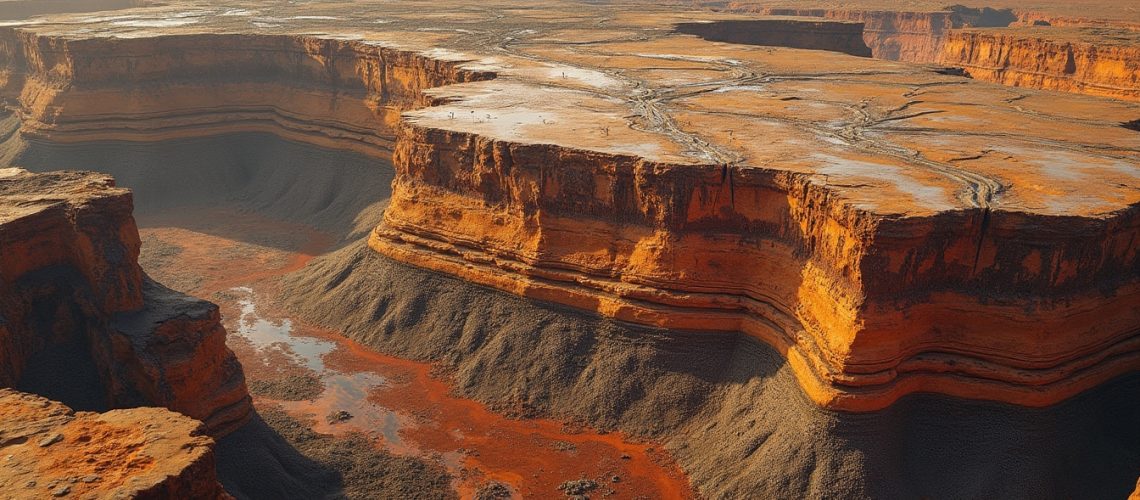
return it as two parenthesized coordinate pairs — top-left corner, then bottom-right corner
(719, 6), (956, 61)
(0, 169), (250, 435)
(0, 389), (229, 499)
(674, 18), (872, 57)
(0, 2), (1136, 414)
(712, 4), (1140, 100)
(372, 123), (1140, 412)
(0, 31), (493, 157)
(937, 28), (1140, 101)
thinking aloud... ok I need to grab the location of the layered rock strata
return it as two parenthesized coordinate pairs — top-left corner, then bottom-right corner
(0, 168), (250, 435)
(0, 31), (493, 157)
(0, 389), (229, 499)
(673, 18), (872, 57)
(281, 240), (1140, 498)
(0, 2), (1137, 413)
(374, 122), (1140, 412)
(711, 4), (1140, 100)
(938, 28), (1140, 101)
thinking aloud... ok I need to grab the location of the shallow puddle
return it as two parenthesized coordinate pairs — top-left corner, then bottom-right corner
(138, 209), (692, 499)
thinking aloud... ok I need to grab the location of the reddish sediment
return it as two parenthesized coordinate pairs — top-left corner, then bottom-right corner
(137, 209), (694, 499)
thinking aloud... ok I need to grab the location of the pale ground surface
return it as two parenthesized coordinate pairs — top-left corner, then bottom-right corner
(3, 0), (1137, 219)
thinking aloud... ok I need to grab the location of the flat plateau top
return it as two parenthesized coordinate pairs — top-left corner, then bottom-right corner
(5, 0), (1140, 218)
(0, 169), (124, 225)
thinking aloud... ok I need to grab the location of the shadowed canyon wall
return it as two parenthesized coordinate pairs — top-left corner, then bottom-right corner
(0, 16), (1137, 497)
(674, 18), (873, 57)
(0, 30), (494, 157)
(0, 169), (250, 436)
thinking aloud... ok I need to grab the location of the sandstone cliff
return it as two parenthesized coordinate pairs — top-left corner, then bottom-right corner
(0, 389), (229, 499)
(0, 168), (251, 435)
(720, 5), (956, 61)
(938, 28), (1140, 101)
(0, 30), (493, 156)
(0, 3), (1136, 414)
(712, 4), (1140, 100)
(374, 121), (1140, 411)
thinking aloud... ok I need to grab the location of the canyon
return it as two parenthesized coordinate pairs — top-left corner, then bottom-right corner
(0, 168), (251, 436)
(0, 0), (1136, 498)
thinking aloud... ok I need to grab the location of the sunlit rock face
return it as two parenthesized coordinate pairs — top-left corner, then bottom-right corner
(938, 28), (1140, 102)
(0, 169), (250, 435)
(0, 1), (1137, 413)
(0, 389), (229, 499)
(709, 3), (1140, 101)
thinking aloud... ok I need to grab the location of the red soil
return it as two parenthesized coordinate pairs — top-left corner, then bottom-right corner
(137, 208), (693, 499)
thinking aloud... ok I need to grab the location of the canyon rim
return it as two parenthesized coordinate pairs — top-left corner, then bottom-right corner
(0, 0), (1138, 498)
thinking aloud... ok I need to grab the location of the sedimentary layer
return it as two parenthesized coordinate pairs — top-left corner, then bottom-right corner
(0, 168), (250, 435)
(708, 3), (1140, 100)
(0, 2), (1137, 412)
(0, 389), (229, 499)
(0, 30), (493, 157)
(279, 240), (1140, 499)
(938, 27), (1140, 101)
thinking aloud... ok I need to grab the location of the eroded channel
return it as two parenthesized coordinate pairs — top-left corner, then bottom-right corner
(136, 207), (692, 499)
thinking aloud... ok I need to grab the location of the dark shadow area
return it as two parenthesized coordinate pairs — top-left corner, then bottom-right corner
(215, 412), (345, 500)
(933, 66), (972, 77)
(8, 133), (394, 250)
(217, 407), (456, 500)
(1123, 119), (1140, 132)
(948, 5), (1019, 28)
(10, 267), (110, 412)
(15, 339), (109, 413)
(675, 19), (873, 57)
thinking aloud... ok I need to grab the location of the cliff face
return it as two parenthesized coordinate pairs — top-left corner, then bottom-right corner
(0, 169), (250, 435)
(714, 4), (1140, 101)
(0, 31), (493, 156)
(674, 18), (872, 57)
(722, 6), (955, 61)
(0, 389), (228, 499)
(938, 29), (1140, 101)
(374, 123), (1140, 411)
(0, 3), (1136, 414)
